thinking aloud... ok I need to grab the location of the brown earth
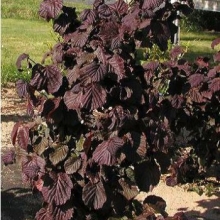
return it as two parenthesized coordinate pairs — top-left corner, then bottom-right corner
(1, 84), (220, 220)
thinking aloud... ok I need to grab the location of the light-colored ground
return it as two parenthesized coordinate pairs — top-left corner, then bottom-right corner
(1, 85), (220, 220)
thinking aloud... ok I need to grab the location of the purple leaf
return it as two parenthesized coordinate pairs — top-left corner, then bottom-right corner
(188, 74), (204, 87)
(93, 0), (104, 9)
(42, 172), (73, 206)
(98, 4), (112, 18)
(213, 51), (220, 62)
(134, 160), (161, 192)
(93, 137), (124, 166)
(16, 53), (29, 71)
(2, 150), (16, 165)
(209, 77), (220, 93)
(189, 88), (204, 103)
(98, 21), (120, 46)
(211, 37), (220, 49)
(171, 94), (184, 109)
(80, 61), (108, 83)
(35, 204), (74, 220)
(80, 9), (97, 24)
(63, 87), (83, 110)
(108, 0), (128, 16)
(170, 46), (184, 60)
(22, 155), (46, 180)
(82, 180), (107, 209)
(69, 31), (89, 48)
(45, 65), (63, 94)
(11, 122), (22, 146)
(39, 0), (63, 21)
(30, 64), (47, 91)
(142, 0), (164, 10)
(109, 54), (125, 81)
(81, 83), (107, 110)
(17, 126), (30, 150)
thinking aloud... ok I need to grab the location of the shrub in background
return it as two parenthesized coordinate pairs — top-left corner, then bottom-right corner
(3, 0), (220, 219)
(181, 9), (220, 32)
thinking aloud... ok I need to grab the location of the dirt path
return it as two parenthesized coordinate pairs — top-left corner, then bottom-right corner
(1, 84), (220, 220)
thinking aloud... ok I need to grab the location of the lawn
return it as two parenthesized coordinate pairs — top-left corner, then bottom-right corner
(1, 18), (55, 84)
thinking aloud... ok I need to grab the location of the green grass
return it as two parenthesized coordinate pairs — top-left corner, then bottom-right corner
(180, 31), (220, 62)
(1, 18), (56, 84)
(1, 0), (89, 20)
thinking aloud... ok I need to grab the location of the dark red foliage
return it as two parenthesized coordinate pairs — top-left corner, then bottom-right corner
(3, 0), (220, 219)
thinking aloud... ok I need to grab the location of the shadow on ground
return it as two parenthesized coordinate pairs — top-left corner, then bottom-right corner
(177, 192), (220, 220)
(1, 188), (42, 220)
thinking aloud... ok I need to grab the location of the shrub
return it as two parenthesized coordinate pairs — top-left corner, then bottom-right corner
(3, 0), (220, 219)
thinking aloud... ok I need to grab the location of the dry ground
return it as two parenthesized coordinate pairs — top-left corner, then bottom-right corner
(1, 84), (220, 220)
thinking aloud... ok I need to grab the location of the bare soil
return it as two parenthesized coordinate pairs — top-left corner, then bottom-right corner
(1, 84), (220, 220)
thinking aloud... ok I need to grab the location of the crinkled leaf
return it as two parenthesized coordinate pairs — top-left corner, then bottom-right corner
(33, 137), (49, 156)
(64, 156), (82, 174)
(109, 54), (125, 81)
(121, 7), (140, 34)
(189, 88), (204, 103)
(15, 79), (29, 98)
(11, 122), (22, 145)
(170, 46), (184, 60)
(109, 0), (128, 16)
(2, 150), (16, 165)
(93, 0), (104, 9)
(123, 132), (148, 162)
(98, 4), (112, 18)
(80, 9), (97, 24)
(211, 37), (220, 49)
(44, 65), (63, 94)
(80, 62), (108, 83)
(42, 172), (73, 205)
(63, 88), (83, 110)
(188, 74), (204, 87)
(81, 83), (107, 110)
(142, 0), (164, 10)
(30, 64), (47, 91)
(17, 126), (30, 150)
(66, 31), (89, 48)
(98, 21), (120, 46)
(39, 0), (63, 20)
(22, 155), (46, 180)
(35, 204), (74, 220)
(93, 137), (124, 166)
(35, 205), (53, 220)
(94, 46), (108, 65)
(118, 178), (139, 200)
(171, 94), (184, 109)
(66, 65), (81, 85)
(209, 77), (220, 92)
(49, 145), (69, 166)
(134, 160), (160, 192)
(82, 180), (107, 209)
(16, 53), (29, 71)
(213, 51), (220, 62)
